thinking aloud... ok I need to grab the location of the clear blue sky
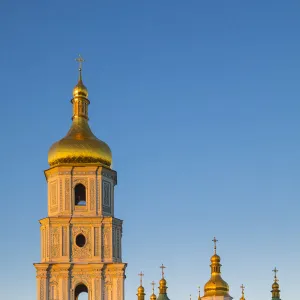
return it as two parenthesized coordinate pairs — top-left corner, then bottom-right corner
(1, 1), (299, 299)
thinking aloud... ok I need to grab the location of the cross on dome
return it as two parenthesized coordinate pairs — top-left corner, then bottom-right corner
(160, 264), (166, 278)
(240, 284), (245, 294)
(212, 237), (218, 254)
(138, 272), (144, 286)
(75, 54), (85, 81)
(151, 281), (156, 293)
(273, 267), (279, 282)
(75, 54), (85, 70)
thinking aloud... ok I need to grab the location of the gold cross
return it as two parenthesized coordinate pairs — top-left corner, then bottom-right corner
(138, 272), (144, 286)
(212, 237), (218, 254)
(160, 264), (166, 278)
(151, 281), (156, 293)
(273, 267), (279, 282)
(240, 284), (245, 295)
(75, 54), (85, 70)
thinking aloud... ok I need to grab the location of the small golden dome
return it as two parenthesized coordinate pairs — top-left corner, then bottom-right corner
(159, 278), (166, 286)
(272, 281), (279, 289)
(138, 286), (145, 293)
(211, 254), (221, 263)
(150, 293), (157, 300)
(73, 79), (88, 98)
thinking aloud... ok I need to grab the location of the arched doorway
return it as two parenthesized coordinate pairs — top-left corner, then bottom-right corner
(75, 284), (88, 300)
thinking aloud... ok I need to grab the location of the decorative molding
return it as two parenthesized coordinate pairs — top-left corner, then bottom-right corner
(62, 226), (67, 256)
(51, 227), (60, 258)
(73, 178), (88, 188)
(72, 227), (92, 259)
(101, 171), (116, 181)
(90, 178), (95, 210)
(59, 178), (63, 212)
(94, 227), (100, 256)
(65, 178), (70, 211)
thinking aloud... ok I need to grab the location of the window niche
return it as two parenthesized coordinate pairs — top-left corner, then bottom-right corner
(75, 184), (86, 206)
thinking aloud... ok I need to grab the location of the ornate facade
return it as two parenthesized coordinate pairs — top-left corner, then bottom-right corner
(34, 56), (126, 300)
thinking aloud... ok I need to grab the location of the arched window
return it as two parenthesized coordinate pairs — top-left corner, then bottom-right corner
(75, 284), (88, 300)
(75, 184), (86, 206)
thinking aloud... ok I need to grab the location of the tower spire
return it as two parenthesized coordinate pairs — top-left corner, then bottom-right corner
(271, 267), (281, 300)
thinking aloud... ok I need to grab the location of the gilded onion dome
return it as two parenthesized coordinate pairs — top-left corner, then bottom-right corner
(137, 286), (145, 300)
(203, 238), (231, 298)
(271, 268), (281, 300)
(150, 281), (157, 300)
(48, 56), (112, 168)
(157, 265), (170, 300)
(137, 272), (146, 300)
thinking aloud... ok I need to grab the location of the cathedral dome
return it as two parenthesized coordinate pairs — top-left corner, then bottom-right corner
(48, 118), (112, 168)
(204, 238), (231, 298)
(48, 64), (112, 168)
(204, 275), (230, 297)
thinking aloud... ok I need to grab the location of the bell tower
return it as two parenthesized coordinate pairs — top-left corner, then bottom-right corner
(34, 56), (126, 300)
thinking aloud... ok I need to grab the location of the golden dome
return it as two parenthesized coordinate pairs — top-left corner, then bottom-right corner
(138, 286), (145, 293)
(150, 293), (157, 300)
(73, 79), (88, 98)
(272, 281), (279, 289)
(210, 254), (221, 263)
(204, 238), (231, 297)
(48, 65), (112, 168)
(204, 276), (230, 297)
(271, 268), (281, 299)
(159, 278), (166, 287)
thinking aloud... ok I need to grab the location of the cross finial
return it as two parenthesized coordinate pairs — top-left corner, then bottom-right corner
(198, 286), (201, 297)
(212, 237), (218, 254)
(151, 281), (156, 294)
(240, 284), (245, 295)
(190, 294), (192, 300)
(138, 272), (144, 286)
(160, 264), (166, 278)
(75, 54), (85, 81)
(272, 267), (279, 282)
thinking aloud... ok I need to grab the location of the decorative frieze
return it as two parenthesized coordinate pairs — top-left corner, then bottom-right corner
(51, 227), (60, 258)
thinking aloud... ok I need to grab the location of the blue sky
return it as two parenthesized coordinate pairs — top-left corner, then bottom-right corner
(1, 1), (300, 299)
